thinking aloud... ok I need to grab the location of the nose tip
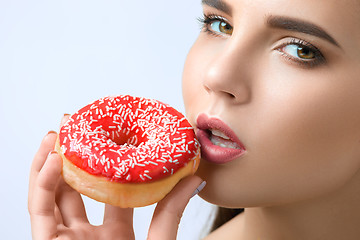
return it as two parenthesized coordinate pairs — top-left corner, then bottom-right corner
(203, 60), (251, 104)
(201, 36), (254, 105)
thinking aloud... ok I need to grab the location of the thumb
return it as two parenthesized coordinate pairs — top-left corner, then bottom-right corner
(147, 175), (205, 240)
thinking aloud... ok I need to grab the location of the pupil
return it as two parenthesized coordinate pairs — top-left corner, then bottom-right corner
(220, 22), (232, 33)
(298, 47), (314, 59)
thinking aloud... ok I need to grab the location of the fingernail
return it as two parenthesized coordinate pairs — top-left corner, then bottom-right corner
(47, 150), (58, 158)
(191, 181), (206, 198)
(62, 113), (70, 121)
(47, 130), (57, 135)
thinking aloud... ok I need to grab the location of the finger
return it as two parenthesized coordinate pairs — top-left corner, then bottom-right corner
(29, 151), (62, 239)
(55, 178), (88, 227)
(54, 113), (88, 226)
(60, 114), (70, 127)
(104, 205), (133, 225)
(103, 205), (134, 237)
(29, 131), (58, 208)
(56, 113), (89, 226)
(147, 176), (205, 240)
(55, 204), (64, 225)
(30, 131), (58, 174)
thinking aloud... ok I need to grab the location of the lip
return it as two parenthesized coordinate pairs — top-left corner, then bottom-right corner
(196, 113), (246, 164)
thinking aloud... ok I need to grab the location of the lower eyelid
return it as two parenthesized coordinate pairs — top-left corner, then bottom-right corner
(202, 26), (222, 37)
(275, 48), (325, 69)
(277, 50), (326, 69)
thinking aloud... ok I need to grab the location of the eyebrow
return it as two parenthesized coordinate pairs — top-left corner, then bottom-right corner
(266, 15), (340, 47)
(201, 0), (232, 15)
(201, 1), (340, 48)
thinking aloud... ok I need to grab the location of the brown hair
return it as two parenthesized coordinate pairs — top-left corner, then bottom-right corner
(210, 207), (244, 232)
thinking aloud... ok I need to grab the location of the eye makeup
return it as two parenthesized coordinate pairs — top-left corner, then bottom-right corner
(275, 38), (326, 68)
(198, 13), (233, 37)
(197, 11), (328, 69)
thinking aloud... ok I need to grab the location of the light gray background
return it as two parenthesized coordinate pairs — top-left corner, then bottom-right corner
(0, 0), (214, 239)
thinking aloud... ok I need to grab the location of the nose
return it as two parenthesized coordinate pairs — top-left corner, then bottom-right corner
(203, 40), (252, 104)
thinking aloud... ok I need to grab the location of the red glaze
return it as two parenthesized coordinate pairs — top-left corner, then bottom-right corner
(59, 95), (199, 183)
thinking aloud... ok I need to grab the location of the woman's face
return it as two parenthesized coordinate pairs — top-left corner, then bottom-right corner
(182, 0), (360, 208)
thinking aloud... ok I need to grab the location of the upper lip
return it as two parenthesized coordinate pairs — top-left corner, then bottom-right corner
(196, 113), (246, 150)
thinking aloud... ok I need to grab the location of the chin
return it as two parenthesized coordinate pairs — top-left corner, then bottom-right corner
(194, 160), (285, 208)
(195, 161), (247, 208)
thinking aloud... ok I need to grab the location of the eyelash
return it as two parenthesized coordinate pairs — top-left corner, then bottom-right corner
(197, 13), (326, 68)
(275, 39), (326, 68)
(197, 13), (231, 37)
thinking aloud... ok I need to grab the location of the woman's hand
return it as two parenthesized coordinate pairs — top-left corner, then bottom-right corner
(28, 116), (204, 240)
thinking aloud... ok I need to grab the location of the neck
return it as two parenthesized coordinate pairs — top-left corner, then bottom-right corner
(241, 173), (360, 240)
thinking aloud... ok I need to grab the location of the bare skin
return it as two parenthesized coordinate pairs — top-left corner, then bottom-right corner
(28, 115), (203, 240)
(182, 0), (360, 239)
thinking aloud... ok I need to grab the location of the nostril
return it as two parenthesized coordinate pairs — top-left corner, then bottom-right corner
(204, 84), (211, 93)
(204, 83), (237, 99)
(227, 92), (236, 99)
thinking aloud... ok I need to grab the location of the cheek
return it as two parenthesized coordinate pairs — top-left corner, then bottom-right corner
(182, 41), (209, 122)
(244, 71), (360, 205)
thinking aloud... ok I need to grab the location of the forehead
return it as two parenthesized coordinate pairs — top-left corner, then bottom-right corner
(203, 0), (360, 24)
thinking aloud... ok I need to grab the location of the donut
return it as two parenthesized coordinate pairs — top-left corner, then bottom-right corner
(55, 95), (200, 207)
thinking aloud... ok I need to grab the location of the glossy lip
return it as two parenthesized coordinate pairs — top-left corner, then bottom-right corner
(196, 113), (246, 164)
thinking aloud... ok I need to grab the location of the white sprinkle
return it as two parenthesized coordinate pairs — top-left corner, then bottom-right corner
(178, 127), (193, 130)
(156, 159), (167, 163)
(144, 173), (152, 179)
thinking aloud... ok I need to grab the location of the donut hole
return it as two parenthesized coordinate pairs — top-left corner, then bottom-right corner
(108, 133), (140, 147)
(109, 136), (126, 145)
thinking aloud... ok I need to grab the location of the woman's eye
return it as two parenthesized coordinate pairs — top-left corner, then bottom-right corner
(198, 14), (233, 36)
(282, 44), (316, 60)
(276, 39), (326, 68)
(210, 20), (233, 35)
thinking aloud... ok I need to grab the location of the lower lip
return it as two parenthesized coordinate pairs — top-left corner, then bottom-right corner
(197, 129), (246, 164)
